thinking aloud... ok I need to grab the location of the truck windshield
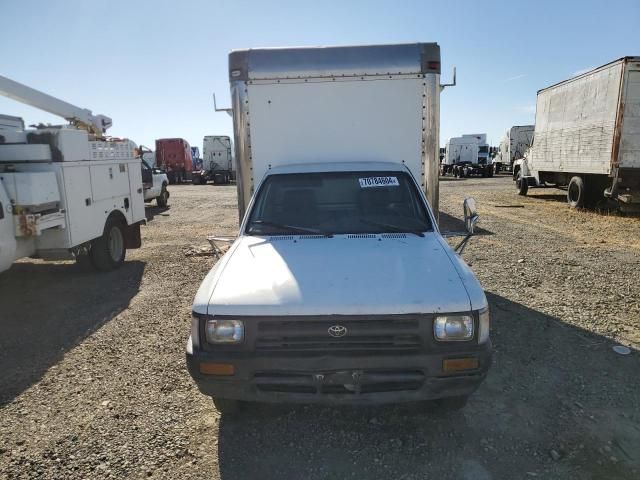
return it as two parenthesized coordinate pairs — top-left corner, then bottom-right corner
(246, 171), (433, 236)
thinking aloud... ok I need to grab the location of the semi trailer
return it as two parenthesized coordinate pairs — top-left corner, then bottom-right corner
(0, 75), (148, 273)
(441, 134), (493, 177)
(192, 135), (234, 185)
(494, 125), (534, 173)
(186, 43), (491, 414)
(155, 138), (193, 184)
(515, 57), (640, 211)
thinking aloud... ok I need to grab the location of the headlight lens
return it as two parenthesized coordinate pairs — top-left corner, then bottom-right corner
(434, 315), (474, 341)
(205, 319), (244, 344)
(478, 307), (490, 344)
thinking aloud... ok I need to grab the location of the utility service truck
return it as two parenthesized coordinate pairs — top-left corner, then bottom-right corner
(441, 133), (493, 177)
(0, 75), (147, 273)
(494, 125), (534, 174)
(193, 135), (234, 185)
(515, 57), (640, 211)
(186, 43), (491, 414)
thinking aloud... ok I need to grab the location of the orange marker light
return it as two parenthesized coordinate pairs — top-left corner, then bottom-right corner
(443, 358), (479, 373)
(199, 362), (235, 376)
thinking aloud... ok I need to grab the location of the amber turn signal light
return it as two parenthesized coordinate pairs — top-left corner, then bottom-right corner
(443, 358), (479, 372)
(199, 362), (235, 376)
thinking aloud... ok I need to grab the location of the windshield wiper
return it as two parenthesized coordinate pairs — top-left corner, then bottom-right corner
(248, 219), (333, 237)
(359, 219), (425, 237)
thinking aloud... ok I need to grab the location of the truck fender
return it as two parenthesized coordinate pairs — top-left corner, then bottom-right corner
(105, 210), (141, 249)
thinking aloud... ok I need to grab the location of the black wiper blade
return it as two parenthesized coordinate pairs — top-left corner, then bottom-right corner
(359, 219), (425, 237)
(249, 220), (332, 237)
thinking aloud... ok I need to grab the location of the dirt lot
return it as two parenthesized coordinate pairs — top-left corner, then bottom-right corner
(1, 176), (639, 479)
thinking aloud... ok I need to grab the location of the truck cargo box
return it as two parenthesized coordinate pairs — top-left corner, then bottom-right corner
(227, 43), (442, 219)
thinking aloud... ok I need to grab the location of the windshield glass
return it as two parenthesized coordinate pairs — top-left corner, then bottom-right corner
(246, 171), (433, 236)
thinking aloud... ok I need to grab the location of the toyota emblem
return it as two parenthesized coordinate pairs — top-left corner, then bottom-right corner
(328, 325), (347, 338)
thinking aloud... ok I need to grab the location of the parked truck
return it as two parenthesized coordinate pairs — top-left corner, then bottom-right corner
(186, 43), (491, 414)
(135, 146), (170, 208)
(192, 135), (234, 185)
(441, 133), (493, 177)
(515, 57), (640, 211)
(191, 146), (203, 171)
(155, 138), (192, 184)
(494, 125), (534, 174)
(0, 75), (147, 273)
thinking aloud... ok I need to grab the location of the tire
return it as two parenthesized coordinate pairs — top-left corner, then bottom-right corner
(487, 168), (494, 178)
(567, 176), (585, 208)
(434, 395), (469, 412)
(156, 185), (169, 208)
(89, 216), (126, 271)
(212, 397), (242, 416)
(516, 170), (528, 196)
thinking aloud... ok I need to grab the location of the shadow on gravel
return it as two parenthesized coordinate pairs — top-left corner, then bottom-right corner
(145, 204), (171, 222)
(215, 292), (639, 480)
(439, 211), (493, 236)
(0, 260), (144, 405)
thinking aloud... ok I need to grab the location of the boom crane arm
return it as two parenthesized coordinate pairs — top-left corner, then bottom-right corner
(0, 75), (112, 135)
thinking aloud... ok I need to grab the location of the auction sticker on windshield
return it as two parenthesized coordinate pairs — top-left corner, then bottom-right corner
(358, 176), (399, 188)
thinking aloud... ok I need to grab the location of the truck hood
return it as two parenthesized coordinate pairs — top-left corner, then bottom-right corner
(201, 233), (473, 316)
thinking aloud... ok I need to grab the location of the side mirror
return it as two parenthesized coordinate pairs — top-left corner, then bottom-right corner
(206, 235), (236, 258)
(463, 197), (479, 234)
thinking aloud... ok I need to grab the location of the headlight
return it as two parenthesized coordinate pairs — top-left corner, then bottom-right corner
(205, 319), (244, 344)
(434, 315), (474, 341)
(478, 307), (490, 344)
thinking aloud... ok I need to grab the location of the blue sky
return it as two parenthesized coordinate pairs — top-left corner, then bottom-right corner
(1, 0), (639, 149)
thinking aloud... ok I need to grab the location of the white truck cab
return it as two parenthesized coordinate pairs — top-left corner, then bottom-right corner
(186, 44), (491, 413)
(141, 158), (170, 207)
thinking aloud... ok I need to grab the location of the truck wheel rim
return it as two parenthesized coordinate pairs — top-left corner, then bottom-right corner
(108, 226), (124, 261)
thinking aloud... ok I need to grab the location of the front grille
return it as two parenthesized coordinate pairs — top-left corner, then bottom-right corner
(255, 318), (422, 353)
(254, 370), (425, 395)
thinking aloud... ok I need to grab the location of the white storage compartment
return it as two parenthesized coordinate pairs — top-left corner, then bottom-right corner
(0, 171), (60, 211)
(90, 162), (132, 201)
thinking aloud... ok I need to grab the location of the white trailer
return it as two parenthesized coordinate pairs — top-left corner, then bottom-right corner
(463, 133), (490, 166)
(0, 76), (147, 273)
(515, 57), (640, 210)
(193, 135), (234, 185)
(444, 136), (479, 166)
(442, 134), (493, 177)
(494, 125), (534, 173)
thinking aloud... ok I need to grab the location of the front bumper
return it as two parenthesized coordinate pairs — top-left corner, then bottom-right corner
(186, 337), (491, 405)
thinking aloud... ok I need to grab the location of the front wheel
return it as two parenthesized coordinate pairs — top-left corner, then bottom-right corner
(516, 170), (528, 196)
(212, 397), (242, 416)
(90, 216), (126, 271)
(156, 185), (169, 208)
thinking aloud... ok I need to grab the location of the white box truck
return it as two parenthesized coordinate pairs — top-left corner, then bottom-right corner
(0, 76), (148, 273)
(515, 57), (640, 210)
(494, 125), (534, 173)
(193, 135), (234, 185)
(186, 43), (491, 414)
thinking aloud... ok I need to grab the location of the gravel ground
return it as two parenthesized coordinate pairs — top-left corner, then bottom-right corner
(1, 176), (639, 479)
